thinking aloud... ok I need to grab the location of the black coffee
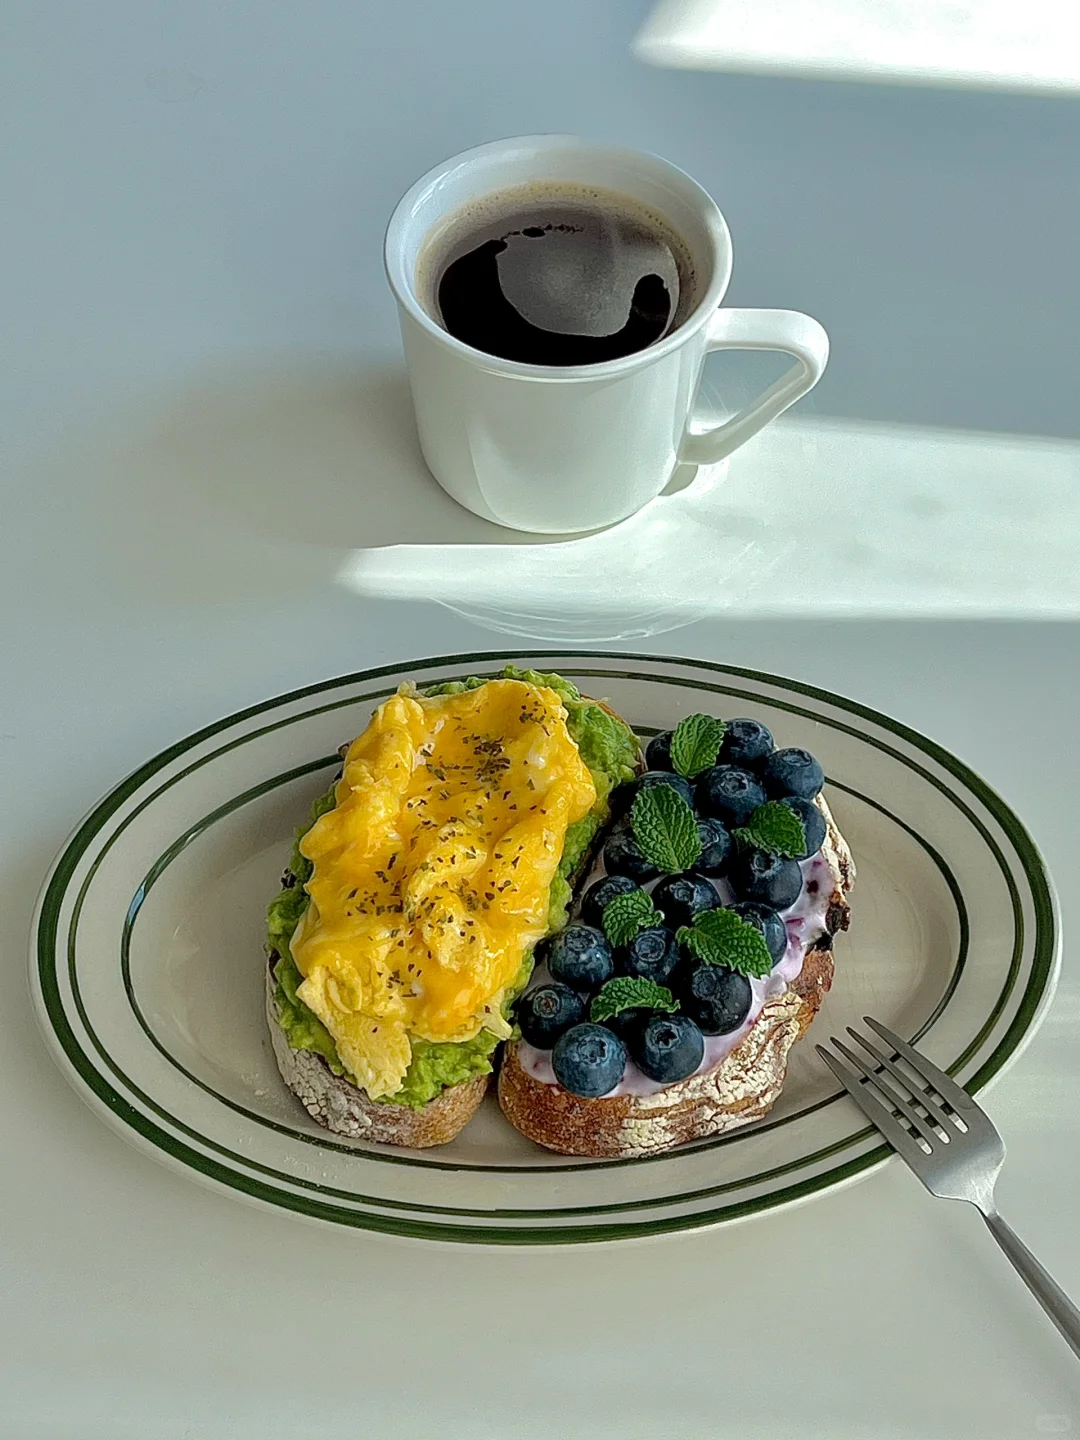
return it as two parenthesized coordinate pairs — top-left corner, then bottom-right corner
(424, 183), (695, 366)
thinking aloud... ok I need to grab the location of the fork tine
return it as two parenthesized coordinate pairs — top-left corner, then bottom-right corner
(816, 1044), (933, 1170)
(863, 1016), (979, 1113)
(828, 1035), (943, 1150)
(846, 1027), (955, 1132)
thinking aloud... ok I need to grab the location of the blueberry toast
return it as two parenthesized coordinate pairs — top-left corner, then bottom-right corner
(498, 716), (855, 1158)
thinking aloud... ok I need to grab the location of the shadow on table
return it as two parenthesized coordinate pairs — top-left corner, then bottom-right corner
(108, 355), (540, 550)
(83, 354), (770, 639)
(52, 352), (1080, 642)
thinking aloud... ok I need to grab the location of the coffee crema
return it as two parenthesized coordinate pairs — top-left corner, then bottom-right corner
(418, 182), (697, 367)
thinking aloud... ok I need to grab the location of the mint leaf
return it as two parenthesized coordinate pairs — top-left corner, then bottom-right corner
(735, 800), (807, 858)
(676, 908), (774, 979)
(670, 713), (726, 778)
(602, 890), (663, 948)
(631, 786), (702, 874)
(590, 977), (678, 1025)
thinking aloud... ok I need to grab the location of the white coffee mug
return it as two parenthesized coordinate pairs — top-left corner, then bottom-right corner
(385, 135), (828, 535)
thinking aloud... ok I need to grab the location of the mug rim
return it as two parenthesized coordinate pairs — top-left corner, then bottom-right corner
(383, 134), (733, 384)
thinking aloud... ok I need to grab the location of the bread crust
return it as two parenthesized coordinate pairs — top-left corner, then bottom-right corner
(266, 967), (490, 1147)
(497, 796), (855, 1159)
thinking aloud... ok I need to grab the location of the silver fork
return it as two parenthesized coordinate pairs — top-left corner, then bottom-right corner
(818, 1016), (1080, 1359)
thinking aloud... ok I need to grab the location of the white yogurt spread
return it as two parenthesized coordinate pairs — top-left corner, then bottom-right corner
(517, 851), (834, 1098)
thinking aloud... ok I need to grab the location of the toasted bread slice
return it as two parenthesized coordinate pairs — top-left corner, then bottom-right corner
(498, 797), (855, 1159)
(265, 675), (642, 1147)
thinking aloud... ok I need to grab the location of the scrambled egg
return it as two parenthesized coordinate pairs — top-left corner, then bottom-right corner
(290, 680), (597, 1099)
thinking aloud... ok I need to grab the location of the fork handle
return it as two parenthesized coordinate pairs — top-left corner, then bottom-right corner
(984, 1212), (1080, 1359)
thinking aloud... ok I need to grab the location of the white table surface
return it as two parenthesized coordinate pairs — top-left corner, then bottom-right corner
(4, 4), (1080, 1436)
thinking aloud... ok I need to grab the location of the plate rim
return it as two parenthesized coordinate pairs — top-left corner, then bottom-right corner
(30, 649), (1062, 1244)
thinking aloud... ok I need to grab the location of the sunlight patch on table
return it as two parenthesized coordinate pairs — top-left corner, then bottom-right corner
(635, 0), (1080, 93)
(337, 418), (1080, 641)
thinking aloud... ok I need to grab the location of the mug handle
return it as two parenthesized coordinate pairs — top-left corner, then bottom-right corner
(678, 308), (829, 466)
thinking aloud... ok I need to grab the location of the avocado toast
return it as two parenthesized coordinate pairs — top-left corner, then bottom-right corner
(265, 667), (640, 1147)
(498, 715), (855, 1158)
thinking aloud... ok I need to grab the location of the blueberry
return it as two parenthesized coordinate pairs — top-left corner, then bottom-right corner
(602, 819), (659, 883)
(644, 731), (675, 772)
(651, 873), (720, 930)
(605, 1006), (653, 1046)
(762, 747), (825, 801)
(516, 984), (586, 1049)
(677, 962), (753, 1035)
(696, 765), (766, 827)
(607, 781), (637, 820)
(728, 901), (787, 964)
(633, 1013), (705, 1084)
(635, 770), (695, 808)
(552, 1023), (627, 1098)
(620, 926), (680, 984)
(693, 817), (731, 877)
(719, 717), (775, 769)
(581, 873), (640, 928)
(546, 924), (614, 991)
(777, 795), (827, 857)
(729, 850), (803, 910)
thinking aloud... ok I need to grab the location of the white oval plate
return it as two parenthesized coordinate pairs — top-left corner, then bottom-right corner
(31, 652), (1060, 1245)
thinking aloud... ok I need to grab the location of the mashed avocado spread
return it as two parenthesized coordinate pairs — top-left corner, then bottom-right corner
(266, 666), (639, 1109)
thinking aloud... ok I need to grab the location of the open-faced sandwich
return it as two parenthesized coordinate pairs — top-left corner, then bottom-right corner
(264, 667), (640, 1147)
(498, 714), (855, 1158)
